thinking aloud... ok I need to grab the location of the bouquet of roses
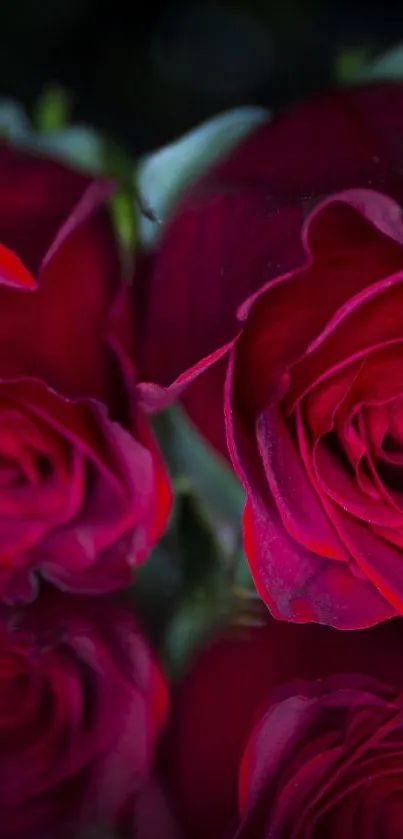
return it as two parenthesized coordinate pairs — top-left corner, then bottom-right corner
(2, 53), (403, 839)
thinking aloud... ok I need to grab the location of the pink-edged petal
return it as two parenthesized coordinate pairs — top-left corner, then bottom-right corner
(243, 498), (394, 629)
(36, 411), (170, 588)
(298, 404), (403, 612)
(237, 679), (398, 839)
(2, 380), (125, 492)
(320, 503), (403, 616)
(301, 358), (363, 440)
(300, 356), (403, 519)
(226, 351), (394, 628)
(255, 407), (347, 561)
(237, 198), (403, 417)
(312, 440), (403, 527)
(138, 338), (234, 412)
(335, 344), (403, 423)
(0, 380), (170, 596)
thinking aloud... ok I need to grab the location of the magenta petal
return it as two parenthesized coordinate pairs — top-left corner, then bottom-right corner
(320, 503), (403, 615)
(226, 348), (395, 628)
(138, 338), (234, 412)
(255, 407), (347, 561)
(237, 201), (403, 418)
(236, 678), (394, 839)
(313, 440), (403, 527)
(35, 409), (171, 592)
(243, 496), (394, 629)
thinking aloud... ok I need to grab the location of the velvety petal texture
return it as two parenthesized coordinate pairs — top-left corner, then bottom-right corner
(163, 617), (403, 839)
(227, 191), (403, 628)
(138, 83), (403, 627)
(0, 590), (168, 839)
(0, 144), (171, 602)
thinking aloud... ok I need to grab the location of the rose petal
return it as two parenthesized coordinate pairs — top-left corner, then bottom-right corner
(255, 407), (348, 561)
(139, 84), (403, 395)
(237, 199), (403, 419)
(0, 143), (92, 274)
(0, 181), (122, 408)
(226, 351), (394, 628)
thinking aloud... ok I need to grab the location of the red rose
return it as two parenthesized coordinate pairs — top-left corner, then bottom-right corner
(138, 84), (403, 628)
(0, 590), (167, 838)
(162, 617), (403, 839)
(0, 144), (171, 603)
(227, 191), (403, 630)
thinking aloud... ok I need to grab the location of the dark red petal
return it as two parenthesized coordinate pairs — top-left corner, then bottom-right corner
(137, 190), (277, 390)
(237, 680), (398, 838)
(130, 409), (173, 560)
(243, 499), (394, 628)
(181, 357), (230, 459)
(255, 407), (347, 561)
(0, 591), (168, 836)
(225, 355), (394, 629)
(235, 197), (403, 420)
(164, 617), (403, 839)
(137, 84), (403, 463)
(0, 143), (92, 275)
(36, 409), (170, 591)
(0, 380), (170, 599)
(132, 779), (183, 839)
(139, 85), (403, 396)
(316, 503), (403, 616)
(0, 181), (122, 407)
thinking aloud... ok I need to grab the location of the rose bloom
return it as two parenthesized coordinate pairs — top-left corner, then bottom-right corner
(0, 590), (167, 838)
(0, 144), (171, 603)
(138, 83), (403, 628)
(162, 615), (403, 839)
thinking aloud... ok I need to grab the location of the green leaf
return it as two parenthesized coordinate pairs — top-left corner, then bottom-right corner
(129, 543), (182, 648)
(153, 406), (245, 554)
(350, 42), (403, 84)
(110, 190), (138, 255)
(0, 100), (31, 140)
(34, 126), (104, 172)
(163, 593), (228, 677)
(137, 106), (269, 246)
(34, 84), (72, 132)
(335, 47), (371, 83)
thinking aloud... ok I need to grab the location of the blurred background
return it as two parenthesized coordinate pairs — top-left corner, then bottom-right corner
(1, 0), (403, 155)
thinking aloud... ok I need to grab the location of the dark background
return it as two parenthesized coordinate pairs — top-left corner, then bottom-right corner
(1, 0), (402, 156)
